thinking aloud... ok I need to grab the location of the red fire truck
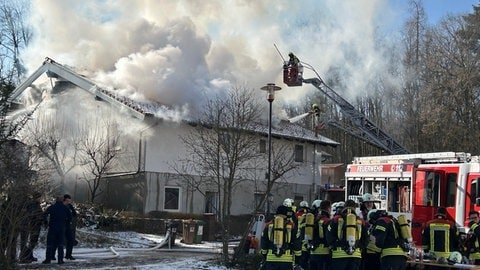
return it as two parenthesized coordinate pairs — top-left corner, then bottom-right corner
(345, 152), (480, 245)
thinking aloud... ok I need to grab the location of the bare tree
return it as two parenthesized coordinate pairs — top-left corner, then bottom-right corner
(176, 85), (305, 263)
(78, 119), (122, 203)
(22, 112), (82, 191)
(0, 0), (31, 83)
(179, 86), (264, 262)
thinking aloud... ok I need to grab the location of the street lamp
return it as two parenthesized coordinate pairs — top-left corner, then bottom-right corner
(260, 83), (281, 218)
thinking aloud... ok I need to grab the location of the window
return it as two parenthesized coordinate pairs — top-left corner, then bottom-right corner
(164, 187), (180, 211)
(220, 132), (231, 153)
(294, 195), (304, 207)
(254, 192), (266, 212)
(471, 179), (479, 205)
(417, 171), (441, 206)
(205, 192), (218, 214)
(259, 139), (266, 153)
(445, 173), (457, 207)
(294, 145), (304, 162)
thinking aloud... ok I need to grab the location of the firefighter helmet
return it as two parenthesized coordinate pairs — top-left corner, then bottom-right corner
(362, 193), (374, 202)
(300, 201), (309, 208)
(333, 201), (345, 212)
(311, 199), (321, 209)
(447, 251), (462, 264)
(283, 198), (293, 208)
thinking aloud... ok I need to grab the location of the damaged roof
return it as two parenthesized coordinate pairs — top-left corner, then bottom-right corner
(13, 58), (339, 147)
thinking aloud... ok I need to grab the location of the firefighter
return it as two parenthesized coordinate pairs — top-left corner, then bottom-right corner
(310, 200), (332, 270)
(371, 210), (408, 270)
(326, 200), (368, 270)
(332, 201), (345, 216)
(422, 207), (459, 269)
(296, 201), (310, 223)
(360, 193), (376, 222)
(364, 209), (382, 270)
(296, 201), (315, 269)
(260, 205), (302, 270)
(287, 52), (300, 82)
(283, 198), (297, 226)
(467, 210), (480, 265)
(311, 199), (322, 216)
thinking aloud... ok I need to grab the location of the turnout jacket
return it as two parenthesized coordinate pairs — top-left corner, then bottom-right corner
(261, 215), (302, 263)
(371, 216), (408, 258)
(326, 210), (368, 259)
(422, 217), (459, 259)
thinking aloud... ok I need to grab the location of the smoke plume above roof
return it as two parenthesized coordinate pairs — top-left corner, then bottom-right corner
(21, 0), (400, 116)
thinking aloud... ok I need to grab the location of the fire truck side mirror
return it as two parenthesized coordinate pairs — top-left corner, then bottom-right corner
(476, 197), (480, 206)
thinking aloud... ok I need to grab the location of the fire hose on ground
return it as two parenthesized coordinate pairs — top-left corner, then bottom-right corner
(72, 225), (230, 260)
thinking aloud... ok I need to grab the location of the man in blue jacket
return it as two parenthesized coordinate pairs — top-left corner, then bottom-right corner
(42, 196), (71, 265)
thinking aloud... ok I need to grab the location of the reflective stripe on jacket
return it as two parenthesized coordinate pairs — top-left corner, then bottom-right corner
(421, 218), (458, 259)
(372, 216), (407, 258)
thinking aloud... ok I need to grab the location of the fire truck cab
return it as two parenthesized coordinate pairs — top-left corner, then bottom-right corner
(345, 152), (480, 245)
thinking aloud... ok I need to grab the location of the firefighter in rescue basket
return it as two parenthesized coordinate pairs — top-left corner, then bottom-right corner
(261, 205), (302, 270)
(325, 199), (368, 270)
(283, 52), (302, 87)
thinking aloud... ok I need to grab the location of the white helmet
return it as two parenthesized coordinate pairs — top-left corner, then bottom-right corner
(283, 198), (293, 208)
(447, 251), (462, 264)
(312, 200), (322, 209)
(362, 193), (374, 202)
(300, 201), (309, 208)
(334, 201), (345, 212)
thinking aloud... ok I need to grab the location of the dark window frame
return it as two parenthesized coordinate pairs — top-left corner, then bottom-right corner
(164, 186), (181, 211)
(294, 144), (304, 162)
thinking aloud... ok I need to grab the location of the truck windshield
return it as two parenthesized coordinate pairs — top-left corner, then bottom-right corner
(416, 171), (441, 206)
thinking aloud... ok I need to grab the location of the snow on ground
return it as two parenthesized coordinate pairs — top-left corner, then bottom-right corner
(19, 229), (238, 269)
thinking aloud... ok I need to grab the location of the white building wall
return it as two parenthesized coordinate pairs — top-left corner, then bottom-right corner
(121, 121), (329, 215)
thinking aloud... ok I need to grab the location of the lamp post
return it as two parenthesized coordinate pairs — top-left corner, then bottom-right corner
(260, 83), (281, 218)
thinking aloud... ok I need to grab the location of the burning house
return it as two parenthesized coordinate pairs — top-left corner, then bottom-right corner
(10, 59), (339, 216)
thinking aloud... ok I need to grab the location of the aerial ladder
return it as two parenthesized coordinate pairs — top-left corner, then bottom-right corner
(6, 57), (152, 120)
(283, 53), (409, 155)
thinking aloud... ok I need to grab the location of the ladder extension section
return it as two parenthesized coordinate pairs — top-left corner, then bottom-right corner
(303, 77), (409, 155)
(9, 57), (146, 120)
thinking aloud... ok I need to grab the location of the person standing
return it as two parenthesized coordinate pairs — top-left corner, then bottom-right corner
(467, 210), (480, 264)
(371, 210), (408, 270)
(63, 194), (77, 260)
(326, 200), (368, 270)
(310, 200), (332, 270)
(422, 207), (459, 270)
(19, 192), (43, 263)
(42, 196), (71, 265)
(260, 205), (302, 270)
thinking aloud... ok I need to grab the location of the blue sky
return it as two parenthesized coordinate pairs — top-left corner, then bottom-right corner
(391, 0), (479, 24)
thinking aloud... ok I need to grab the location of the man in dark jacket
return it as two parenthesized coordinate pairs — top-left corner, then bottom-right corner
(19, 192), (43, 263)
(42, 196), (71, 265)
(63, 194), (77, 260)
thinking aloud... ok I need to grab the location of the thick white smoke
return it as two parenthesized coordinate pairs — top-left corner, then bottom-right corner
(20, 0), (401, 117)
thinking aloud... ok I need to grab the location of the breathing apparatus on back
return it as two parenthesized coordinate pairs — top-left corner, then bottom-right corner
(304, 212), (315, 249)
(397, 214), (415, 255)
(345, 211), (357, 255)
(272, 205), (292, 256)
(273, 215), (285, 255)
